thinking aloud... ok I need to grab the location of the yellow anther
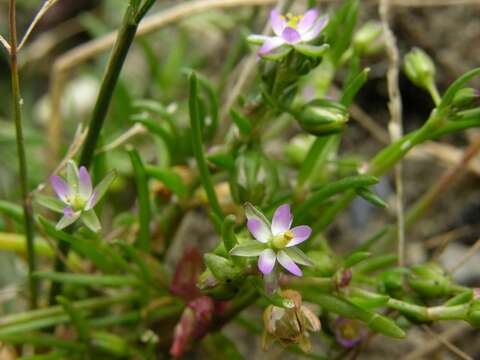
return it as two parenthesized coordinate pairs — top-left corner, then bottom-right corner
(284, 230), (294, 241)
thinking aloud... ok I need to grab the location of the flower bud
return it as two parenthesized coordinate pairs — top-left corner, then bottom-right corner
(230, 151), (279, 205)
(377, 269), (404, 297)
(263, 290), (320, 353)
(198, 268), (240, 300)
(353, 21), (383, 56)
(294, 99), (349, 136)
(403, 48), (436, 90)
(452, 88), (479, 109)
(407, 263), (451, 299)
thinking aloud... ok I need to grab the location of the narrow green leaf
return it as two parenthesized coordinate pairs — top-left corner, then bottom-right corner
(295, 175), (379, 222)
(34, 271), (139, 287)
(356, 187), (388, 208)
(0, 200), (23, 224)
(341, 67), (370, 106)
(0, 333), (86, 350)
(229, 109), (252, 136)
(294, 43), (329, 58)
(127, 148), (151, 251)
(439, 67), (480, 110)
(19, 350), (68, 360)
(57, 296), (91, 342)
(189, 72), (223, 221)
(344, 251), (371, 268)
(222, 215), (237, 253)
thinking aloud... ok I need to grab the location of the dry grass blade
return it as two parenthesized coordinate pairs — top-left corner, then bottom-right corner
(17, 0), (63, 51)
(403, 323), (471, 360)
(0, 35), (11, 52)
(449, 237), (480, 274)
(422, 325), (473, 360)
(379, 0), (405, 266)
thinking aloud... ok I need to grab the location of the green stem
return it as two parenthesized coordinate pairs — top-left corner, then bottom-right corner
(8, 0), (37, 309)
(50, 0), (155, 305)
(188, 73), (223, 221)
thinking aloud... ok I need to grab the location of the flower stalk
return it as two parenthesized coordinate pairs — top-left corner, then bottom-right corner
(8, 0), (37, 309)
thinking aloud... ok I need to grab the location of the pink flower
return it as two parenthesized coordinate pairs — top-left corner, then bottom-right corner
(230, 203), (313, 276)
(249, 9), (329, 57)
(334, 317), (367, 348)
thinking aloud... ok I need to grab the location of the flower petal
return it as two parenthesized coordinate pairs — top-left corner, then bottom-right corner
(247, 218), (271, 243)
(298, 9), (319, 33)
(277, 250), (302, 276)
(259, 36), (285, 56)
(50, 176), (72, 202)
(245, 203), (272, 243)
(287, 225), (312, 247)
(258, 249), (276, 274)
(66, 160), (79, 188)
(78, 166), (92, 199)
(301, 15), (329, 42)
(282, 27), (301, 44)
(270, 9), (286, 36)
(230, 241), (267, 257)
(55, 210), (81, 230)
(271, 204), (293, 236)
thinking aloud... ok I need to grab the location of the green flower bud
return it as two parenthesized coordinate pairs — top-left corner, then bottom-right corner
(204, 253), (240, 282)
(353, 21), (383, 55)
(198, 268), (241, 300)
(407, 263), (451, 299)
(452, 88), (479, 109)
(377, 269), (404, 297)
(404, 48), (436, 90)
(285, 134), (315, 165)
(294, 99), (349, 136)
(230, 151), (279, 205)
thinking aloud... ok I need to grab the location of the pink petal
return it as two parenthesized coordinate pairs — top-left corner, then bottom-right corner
(282, 27), (301, 44)
(259, 36), (285, 56)
(247, 218), (271, 243)
(78, 166), (92, 198)
(298, 9), (319, 33)
(301, 15), (328, 41)
(277, 250), (302, 276)
(287, 225), (312, 247)
(270, 9), (286, 36)
(271, 204), (293, 236)
(63, 207), (74, 217)
(50, 176), (72, 202)
(258, 249), (276, 274)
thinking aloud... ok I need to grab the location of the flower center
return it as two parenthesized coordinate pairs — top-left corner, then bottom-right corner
(67, 194), (87, 211)
(281, 13), (303, 29)
(272, 230), (294, 249)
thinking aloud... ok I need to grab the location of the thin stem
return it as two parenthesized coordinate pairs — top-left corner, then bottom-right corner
(8, 0), (37, 309)
(188, 73), (224, 221)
